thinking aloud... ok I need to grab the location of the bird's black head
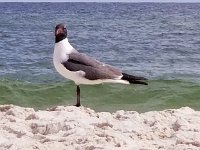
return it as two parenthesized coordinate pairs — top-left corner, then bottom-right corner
(55, 24), (67, 43)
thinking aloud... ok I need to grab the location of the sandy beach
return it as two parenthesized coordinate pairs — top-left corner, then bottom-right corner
(0, 105), (200, 150)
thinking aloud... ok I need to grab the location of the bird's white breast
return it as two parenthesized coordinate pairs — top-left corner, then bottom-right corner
(53, 38), (77, 79)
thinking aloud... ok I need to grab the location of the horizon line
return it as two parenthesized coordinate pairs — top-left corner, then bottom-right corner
(0, 1), (200, 3)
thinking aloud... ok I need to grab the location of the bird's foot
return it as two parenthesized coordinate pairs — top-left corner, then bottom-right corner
(74, 103), (81, 107)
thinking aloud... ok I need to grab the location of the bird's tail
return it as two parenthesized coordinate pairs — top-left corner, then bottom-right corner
(121, 73), (148, 85)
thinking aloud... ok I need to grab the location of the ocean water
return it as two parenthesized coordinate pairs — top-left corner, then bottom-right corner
(0, 2), (200, 112)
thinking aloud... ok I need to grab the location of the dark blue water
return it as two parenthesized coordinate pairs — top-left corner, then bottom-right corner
(0, 3), (200, 112)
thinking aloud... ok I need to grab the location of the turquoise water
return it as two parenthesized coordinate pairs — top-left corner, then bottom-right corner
(0, 78), (199, 112)
(0, 3), (200, 112)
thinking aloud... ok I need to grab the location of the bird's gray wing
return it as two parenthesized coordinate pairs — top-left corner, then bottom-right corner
(62, 52), (122, 80)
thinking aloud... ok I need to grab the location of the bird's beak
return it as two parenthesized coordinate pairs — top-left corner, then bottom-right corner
(55, 28), (64, 36)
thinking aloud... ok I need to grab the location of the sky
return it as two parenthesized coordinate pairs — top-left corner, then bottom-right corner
(0, 0), (200, 2)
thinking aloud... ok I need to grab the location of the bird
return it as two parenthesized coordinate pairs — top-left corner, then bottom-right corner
(53, 24), (148, 107)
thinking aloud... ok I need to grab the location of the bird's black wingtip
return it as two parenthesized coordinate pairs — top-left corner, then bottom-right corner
(130, 80), (148, 85)
(122, 73), (148, 85)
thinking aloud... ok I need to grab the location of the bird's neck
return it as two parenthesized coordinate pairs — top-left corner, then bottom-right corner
(54, 38), (74, 54)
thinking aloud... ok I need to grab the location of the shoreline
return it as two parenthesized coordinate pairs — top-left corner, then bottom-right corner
(0, 105), (200, 149)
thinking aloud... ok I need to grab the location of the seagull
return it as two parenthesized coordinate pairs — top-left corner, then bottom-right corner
(53, 24), (148, 107)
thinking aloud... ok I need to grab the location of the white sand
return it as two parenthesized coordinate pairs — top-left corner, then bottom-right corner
(0, 105), (200, 150)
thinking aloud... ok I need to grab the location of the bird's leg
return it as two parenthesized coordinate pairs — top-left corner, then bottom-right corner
(74, 85), (81, 107)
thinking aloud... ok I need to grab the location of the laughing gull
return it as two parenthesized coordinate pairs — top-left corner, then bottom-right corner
(53, 24), (147, 107)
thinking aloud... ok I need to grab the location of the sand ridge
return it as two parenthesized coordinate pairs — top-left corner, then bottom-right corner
(0, 105), (200, 150)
